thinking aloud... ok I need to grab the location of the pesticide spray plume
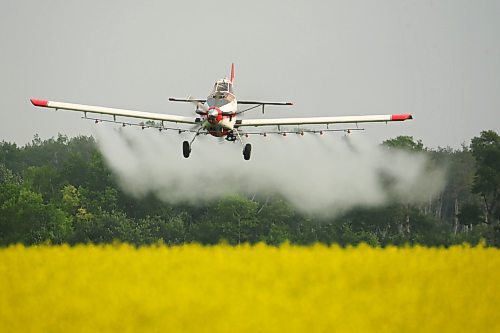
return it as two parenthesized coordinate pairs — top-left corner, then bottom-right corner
(94, 125), (445, 217)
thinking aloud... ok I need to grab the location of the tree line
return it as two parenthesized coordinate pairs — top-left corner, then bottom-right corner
(0, 130), (498, 247)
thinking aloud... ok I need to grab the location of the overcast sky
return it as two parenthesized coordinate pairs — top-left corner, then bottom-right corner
(1, 0), (499, 148)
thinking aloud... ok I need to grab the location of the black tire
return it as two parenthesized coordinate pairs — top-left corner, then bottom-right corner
(182, 141), (191, 158)
(243, 143), (252, 160)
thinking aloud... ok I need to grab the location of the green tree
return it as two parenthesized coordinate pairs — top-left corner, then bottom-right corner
(0, 184), (70, 245)
(192, 196), (258, 244)
(0, 164), (21, 185)
(60, 184), (81, 215)
(23, 165), (61, 200)
(338, 223), (380, 247)
(159, 213), (188, 245)
(78, 186), (118, 213)
(383, 136), (424, 152)
(471, 130), (500, 224)
(255, 198), (293, 244)
(433, 146), (478, 233)
(71, 210), (133, 244)
(0, 141), (21, 172)
(458, 202), (484, 227)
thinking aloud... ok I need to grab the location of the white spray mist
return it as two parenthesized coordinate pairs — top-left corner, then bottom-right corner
(93, 125), (445, 216)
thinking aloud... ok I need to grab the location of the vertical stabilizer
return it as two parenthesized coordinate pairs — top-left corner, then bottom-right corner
(230, 63), (235, 83)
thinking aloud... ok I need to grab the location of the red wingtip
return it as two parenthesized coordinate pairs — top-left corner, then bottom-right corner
(391, 114), (413, 121)
(30, 99), (48, 107)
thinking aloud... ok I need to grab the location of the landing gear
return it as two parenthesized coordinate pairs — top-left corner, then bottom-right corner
(243, 143), (252, 160)
(232, 129), (251, 160)
(182, 128), (203, 158)
(182, 141), (191, 158)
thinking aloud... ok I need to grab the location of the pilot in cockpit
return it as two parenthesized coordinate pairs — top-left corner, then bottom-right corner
(211, 81), (233, 99)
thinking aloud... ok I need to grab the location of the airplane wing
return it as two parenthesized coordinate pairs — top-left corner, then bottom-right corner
(169, 97), (206, 103)
(30, 99), (198, 125)
(168, 97), (292, 106)
(235, 114), (413, 127)
(237, 100), (293, 106)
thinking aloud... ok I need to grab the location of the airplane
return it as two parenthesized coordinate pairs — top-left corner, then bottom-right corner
(30, 64), (413, 160)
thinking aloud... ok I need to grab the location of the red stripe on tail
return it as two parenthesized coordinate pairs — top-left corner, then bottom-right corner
(230, 63), (235, 83)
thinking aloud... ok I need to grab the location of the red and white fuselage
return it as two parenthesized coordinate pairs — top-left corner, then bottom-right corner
(202, 66), (238, 137)
(202, 78), (238, 137)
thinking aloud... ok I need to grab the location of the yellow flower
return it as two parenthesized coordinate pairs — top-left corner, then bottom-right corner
(0, 244), (498, 332)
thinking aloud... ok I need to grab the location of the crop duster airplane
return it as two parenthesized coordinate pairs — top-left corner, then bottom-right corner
(31, 64), (413, 160)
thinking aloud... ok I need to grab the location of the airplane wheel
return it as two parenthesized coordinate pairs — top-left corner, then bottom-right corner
(243, 143), (251, 160)
(183, 141), (191, 158)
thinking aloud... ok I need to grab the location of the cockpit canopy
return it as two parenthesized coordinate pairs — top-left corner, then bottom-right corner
(211, 79), (233, 95)
(207, 78), (235, 107)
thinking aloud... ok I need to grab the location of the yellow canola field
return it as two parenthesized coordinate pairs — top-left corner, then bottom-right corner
(0, 244), (499, 333)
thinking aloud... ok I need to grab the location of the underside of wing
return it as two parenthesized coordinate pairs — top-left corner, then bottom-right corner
(235, 114), (413, 127)
(237, 100), (293, 106)
(31, 99), (198, 125)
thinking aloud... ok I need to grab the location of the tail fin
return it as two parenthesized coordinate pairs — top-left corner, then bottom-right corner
(230, 63), (235, 83)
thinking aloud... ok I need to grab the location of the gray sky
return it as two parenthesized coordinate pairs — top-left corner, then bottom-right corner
(1, 0), (499, 148)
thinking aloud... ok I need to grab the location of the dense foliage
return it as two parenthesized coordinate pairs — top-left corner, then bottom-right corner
(0, 131), (498, 246)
